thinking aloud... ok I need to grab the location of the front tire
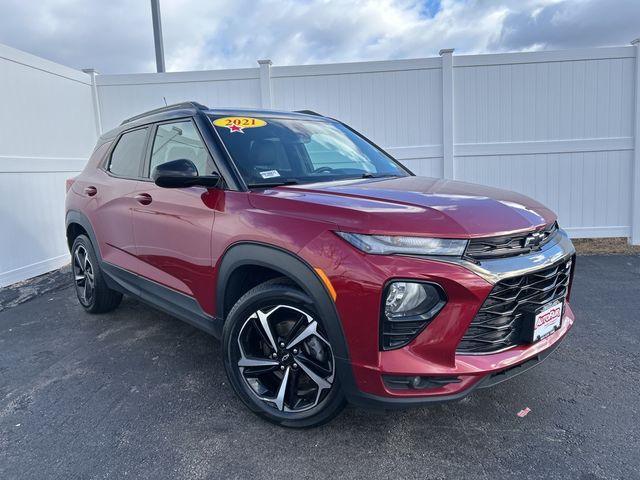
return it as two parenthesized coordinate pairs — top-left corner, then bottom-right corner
(223, 278), (345, 428)
(71, 235), (122, 313)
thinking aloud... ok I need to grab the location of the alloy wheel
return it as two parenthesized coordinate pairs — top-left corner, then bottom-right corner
(73, 244), (95, 306)
(237, 304), (335, 412)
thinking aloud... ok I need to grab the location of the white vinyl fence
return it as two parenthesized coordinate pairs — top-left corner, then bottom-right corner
(0, 44), (99, 287)
(1, 41), (640, 286)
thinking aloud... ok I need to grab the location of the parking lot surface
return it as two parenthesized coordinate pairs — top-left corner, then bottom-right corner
(1, 255), (639, 479)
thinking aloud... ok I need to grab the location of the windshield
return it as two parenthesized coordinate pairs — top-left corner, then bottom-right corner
(209, 115), (410, 187)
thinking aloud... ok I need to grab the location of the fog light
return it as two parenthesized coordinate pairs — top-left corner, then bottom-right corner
(381, 281), (447, 350)
(384, 282), (442, 319)
(386, 282), (426, 314)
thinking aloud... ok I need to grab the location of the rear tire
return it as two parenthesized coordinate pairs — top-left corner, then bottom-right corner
(223, 278), (345, 428)
(71, 235), (122, 313)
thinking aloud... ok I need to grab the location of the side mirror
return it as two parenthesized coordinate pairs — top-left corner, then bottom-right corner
(152, 159), (221, 189)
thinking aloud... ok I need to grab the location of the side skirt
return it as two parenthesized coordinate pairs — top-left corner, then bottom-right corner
(101, 262), (222, 339)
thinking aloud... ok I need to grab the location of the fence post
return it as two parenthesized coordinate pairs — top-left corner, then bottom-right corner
(82, 68), (102, 137)
(631, 39), (640, 245)
(439, 48), (455, 179)
(257, 59), (273, 109)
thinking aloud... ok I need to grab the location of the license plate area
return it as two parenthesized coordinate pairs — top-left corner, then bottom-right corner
(521, 300), (564, 343)
(533, 300), (563, 342)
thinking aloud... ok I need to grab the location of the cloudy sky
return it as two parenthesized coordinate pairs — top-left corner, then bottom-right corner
(0, 0), (638, 74)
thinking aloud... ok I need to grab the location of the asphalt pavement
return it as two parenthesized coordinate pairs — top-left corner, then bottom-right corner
(1, 255), (639, 479)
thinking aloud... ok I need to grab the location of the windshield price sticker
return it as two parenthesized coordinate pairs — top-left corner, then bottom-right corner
(213, 117), (267, 133)
(259, 170), (280, 179)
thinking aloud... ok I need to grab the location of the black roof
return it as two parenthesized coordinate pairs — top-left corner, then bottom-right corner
(100, 101), (326, 141)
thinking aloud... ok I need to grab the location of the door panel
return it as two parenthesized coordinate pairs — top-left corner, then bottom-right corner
(131, 119), (217, 314)
(83, 128), (149, 268)
(90, 175), (139, 264)
(131, 184), (215, 303)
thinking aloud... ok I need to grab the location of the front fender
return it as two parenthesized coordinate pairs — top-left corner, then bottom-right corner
(215, 242), (359, 392)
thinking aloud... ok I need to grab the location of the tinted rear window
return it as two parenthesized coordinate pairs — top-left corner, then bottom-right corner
(109, 128), (148, 178)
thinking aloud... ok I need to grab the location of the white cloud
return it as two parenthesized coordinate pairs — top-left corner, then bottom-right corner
(0, 0), (636, 74)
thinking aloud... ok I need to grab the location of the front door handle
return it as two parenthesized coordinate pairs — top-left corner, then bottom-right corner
(134, 193), (152, 205)
(84, 186), (97, 197)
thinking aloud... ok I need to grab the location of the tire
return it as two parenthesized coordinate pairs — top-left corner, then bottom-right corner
(223, 278), (345, 428)
(71, 235), (123, 313)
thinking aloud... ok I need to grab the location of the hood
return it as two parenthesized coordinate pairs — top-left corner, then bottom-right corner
(249, 176), (556, 238)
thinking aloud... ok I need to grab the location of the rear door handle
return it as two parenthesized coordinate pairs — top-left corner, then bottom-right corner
(84, 186), (97, 197)
(134, 193), (153, 205)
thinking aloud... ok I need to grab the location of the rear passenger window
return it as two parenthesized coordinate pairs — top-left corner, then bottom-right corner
(150, 121), (211, 176)
(109, 128), (148, 178)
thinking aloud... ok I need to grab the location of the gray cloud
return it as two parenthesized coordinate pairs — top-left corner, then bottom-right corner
(0, 0), (156, 73)
(495, 0), (640, 50)
(0, 0), (636, 74)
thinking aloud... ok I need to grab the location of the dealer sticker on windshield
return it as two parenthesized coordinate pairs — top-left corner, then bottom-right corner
(212, 117), (267, 133)
(533, 300), (563, 342)
(259, 170), (280, 179)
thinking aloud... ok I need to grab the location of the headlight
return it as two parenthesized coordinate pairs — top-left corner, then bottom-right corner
(336, 232), (467, 256)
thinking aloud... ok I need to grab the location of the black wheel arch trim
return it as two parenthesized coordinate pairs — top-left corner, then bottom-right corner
(215, 243), (356, 358)
(66, 210), (102, 259)
(66, 210), (125, 298)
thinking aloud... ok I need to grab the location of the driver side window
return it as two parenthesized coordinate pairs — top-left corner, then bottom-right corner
(149, 120), (211, 176)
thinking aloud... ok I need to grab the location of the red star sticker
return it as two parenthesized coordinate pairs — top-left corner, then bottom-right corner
(227, 123), (244, 133)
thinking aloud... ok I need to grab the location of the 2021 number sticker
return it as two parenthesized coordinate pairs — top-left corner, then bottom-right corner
(212, 117), (267, 133)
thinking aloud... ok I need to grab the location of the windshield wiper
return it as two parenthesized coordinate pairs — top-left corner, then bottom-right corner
(246, 179), (300, 188)
(360, 173), (403, 179)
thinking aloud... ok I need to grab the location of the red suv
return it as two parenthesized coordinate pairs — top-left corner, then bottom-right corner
(65, 102), (576, 427)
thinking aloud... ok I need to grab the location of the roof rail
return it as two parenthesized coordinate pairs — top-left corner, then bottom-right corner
(294, 110), (323, 117)
(121, 101), (209, 125)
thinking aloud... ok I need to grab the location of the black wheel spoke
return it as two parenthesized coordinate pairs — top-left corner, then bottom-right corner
(73, 245), (94, 306)
(273, 366), (290, 411)
(297, 352), (332, 378)
(74, 249), (83, 271)
(285, 320), (319, 349)
(295, 357), (331, 391)
(243, 365), (279, 376)
(251, 316), (276, 353)
(285, 313), (308, 344)
(254, 309), (278, 351)
(286, 368), (302, 409)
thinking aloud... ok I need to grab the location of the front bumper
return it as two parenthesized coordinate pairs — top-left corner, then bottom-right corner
(301, 227), (576, 408)
(342, 303), (573, 408)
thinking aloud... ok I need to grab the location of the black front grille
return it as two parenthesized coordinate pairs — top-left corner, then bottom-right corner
(457, 257), (573, 354)
(465, 223), (558, 260)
